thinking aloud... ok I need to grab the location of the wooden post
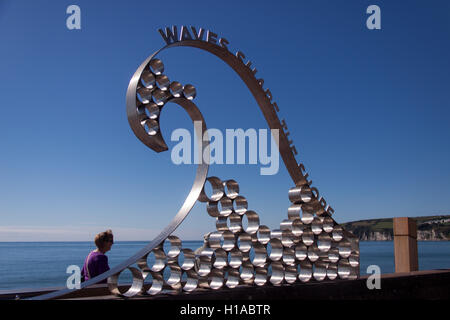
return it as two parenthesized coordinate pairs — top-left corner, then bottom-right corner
(393, 217), (418, 273)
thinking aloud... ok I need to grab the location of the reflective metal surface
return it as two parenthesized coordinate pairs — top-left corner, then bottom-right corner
(32, 57), (210, 300)
(32, 28), (360, 300)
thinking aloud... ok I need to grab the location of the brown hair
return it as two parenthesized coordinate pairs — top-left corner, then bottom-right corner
(94, 229), (113, 250)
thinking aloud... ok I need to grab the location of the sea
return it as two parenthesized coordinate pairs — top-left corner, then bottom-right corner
(0, 241), (449, 291)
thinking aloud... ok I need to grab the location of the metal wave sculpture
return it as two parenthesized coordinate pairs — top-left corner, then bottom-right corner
(32, 26), (359, 300)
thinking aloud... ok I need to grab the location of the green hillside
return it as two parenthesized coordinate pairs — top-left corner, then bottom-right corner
(342, 215), (450, 241)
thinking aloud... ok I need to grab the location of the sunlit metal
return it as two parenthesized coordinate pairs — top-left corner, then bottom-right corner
(31, 29), (360, 300)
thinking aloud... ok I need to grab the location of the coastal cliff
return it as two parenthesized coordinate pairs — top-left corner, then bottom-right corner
(342, 215), (450, 241)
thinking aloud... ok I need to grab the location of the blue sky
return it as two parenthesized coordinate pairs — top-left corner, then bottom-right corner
(0, 0), (449, 241)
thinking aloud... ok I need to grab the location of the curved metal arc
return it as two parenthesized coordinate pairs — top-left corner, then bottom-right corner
(156, 40), (349, 233)
(31, 37), (353, 300)
(126, 41), (303, 187)
(126, 46), (168, 153)
(160, 40), (306, 186)
(30, 98), (210, 300)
